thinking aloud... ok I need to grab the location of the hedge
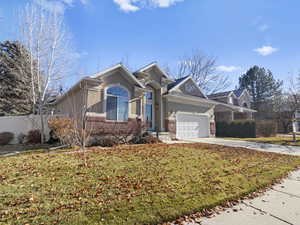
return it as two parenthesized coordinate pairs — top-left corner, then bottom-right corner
(216, 120), (256, 138)
(256, 121), (277, 137)
(0, 132), (14, 145)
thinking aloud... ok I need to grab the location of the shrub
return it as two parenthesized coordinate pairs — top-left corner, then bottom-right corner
(88, 136), (117, 147)
(26, 130), (41, 144)
(142, 136), (161, 144)
(130, 134), (162, 144)
(216, 120), (256, 138)
(47, 130), (60, 144)
(48, 117), (81, 146)
(256, 121), (277, 137)
(17, 133), (26, 144)
(0, 132), (14, 145)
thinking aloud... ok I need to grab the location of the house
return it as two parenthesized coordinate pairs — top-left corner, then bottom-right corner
(54, 63), (254, 140)
(207, 88), (255, 123)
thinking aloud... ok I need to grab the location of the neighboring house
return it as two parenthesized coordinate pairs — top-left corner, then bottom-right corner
(207, 88), (256, 123)
(294, 111), (300, 132)
(54, 63), (254, 140)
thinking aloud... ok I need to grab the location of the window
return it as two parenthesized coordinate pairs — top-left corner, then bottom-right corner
(146, 91), (153, 100)
(106, 86), (129, 121)
(229, 96), (233, 104)
(145, 88), (154, 129)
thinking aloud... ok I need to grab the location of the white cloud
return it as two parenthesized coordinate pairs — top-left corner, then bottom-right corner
(254, 45), (278, 56)
(113, 0), (140, 12)
(113, 0), (185, 12)
(259, 24), (269, 32)
(216, 65), (241, 72)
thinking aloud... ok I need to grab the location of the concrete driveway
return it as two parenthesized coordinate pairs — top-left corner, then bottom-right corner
(184, 138), (300, 156)
(168, 138), (300, 225)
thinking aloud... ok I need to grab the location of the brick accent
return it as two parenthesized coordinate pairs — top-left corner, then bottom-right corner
(86, 117), (142, 135)
(165, 120), (176, 134)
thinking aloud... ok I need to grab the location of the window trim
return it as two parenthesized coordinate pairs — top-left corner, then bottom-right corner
(104, 84), (131, 122)
(228, 96), (233, 104)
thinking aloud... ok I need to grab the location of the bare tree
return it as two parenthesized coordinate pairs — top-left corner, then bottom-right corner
(19, 0), (75, 143)
(161, 63), (172, 77)
(273, 77), (300, 140)
(49, 78), (100, 166)
(176, 50), (231, 95)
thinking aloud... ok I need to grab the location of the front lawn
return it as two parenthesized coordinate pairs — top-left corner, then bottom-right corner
(1, 143), (300, 225)
(228, 136), (300, 146)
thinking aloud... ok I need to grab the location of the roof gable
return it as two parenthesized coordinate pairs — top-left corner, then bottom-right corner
(91, 64), (145, 88)
(168, 76), (207, 99)
(136, 62), (172, 80)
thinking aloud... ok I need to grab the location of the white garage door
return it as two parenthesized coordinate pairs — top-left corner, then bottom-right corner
(176, 113), (209, 139)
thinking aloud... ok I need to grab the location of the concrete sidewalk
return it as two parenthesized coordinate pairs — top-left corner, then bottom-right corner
(184, 138), (300, 156)
(197, 170), (300, 225)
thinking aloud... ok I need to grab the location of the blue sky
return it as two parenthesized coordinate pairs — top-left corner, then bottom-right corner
(1, 0), (300, 89)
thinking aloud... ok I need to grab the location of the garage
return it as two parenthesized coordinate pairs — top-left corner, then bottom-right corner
(176, 113), (210, 139)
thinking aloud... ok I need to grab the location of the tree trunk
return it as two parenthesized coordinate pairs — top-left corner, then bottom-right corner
(293, 132), (296, 142)
(39, 104), (45, 144)
(283, 122), (289, 134)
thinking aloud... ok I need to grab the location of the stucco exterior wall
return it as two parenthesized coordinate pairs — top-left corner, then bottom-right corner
(87, 88), (103, 114)
(166, 101), (214, 121)
(100, 71), (135, 97)
(55, 87), (85, 119)
(131, 98), (141, 116)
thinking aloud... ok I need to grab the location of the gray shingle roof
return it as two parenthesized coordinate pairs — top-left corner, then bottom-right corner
(167, 76), (189, 90)
(208, 88), (247, 99)
(207, 91), (232, 99)
(233, 88), (245, 97)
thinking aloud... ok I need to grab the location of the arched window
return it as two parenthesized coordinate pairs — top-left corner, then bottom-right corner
(106, 86), (129, 121)
(243, 102), (248, 108)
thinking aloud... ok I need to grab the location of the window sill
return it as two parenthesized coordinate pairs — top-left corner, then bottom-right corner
(105, 119), (129, 124)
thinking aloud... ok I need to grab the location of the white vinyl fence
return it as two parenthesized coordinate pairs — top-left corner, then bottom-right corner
(0, 114), (54, 144)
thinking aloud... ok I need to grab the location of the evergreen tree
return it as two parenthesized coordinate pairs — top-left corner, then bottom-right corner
(239, 66), (283, 110)
(0, 41), (34, 115)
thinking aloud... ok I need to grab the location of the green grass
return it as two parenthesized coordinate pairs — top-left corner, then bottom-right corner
(1, 143), (300, 225)
(227, 137), (300, 146)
